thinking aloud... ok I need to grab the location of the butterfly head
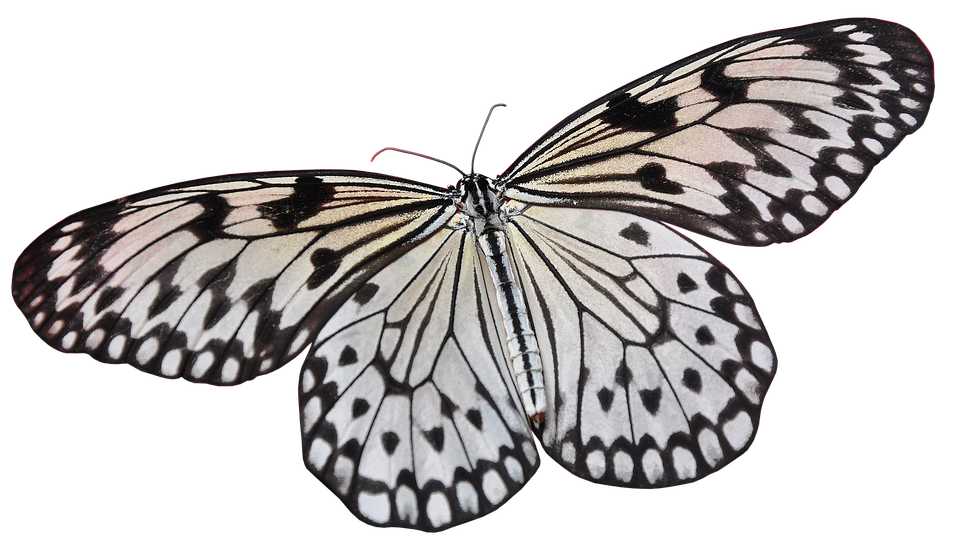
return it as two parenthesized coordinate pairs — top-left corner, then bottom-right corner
(456, 173), (506, 233)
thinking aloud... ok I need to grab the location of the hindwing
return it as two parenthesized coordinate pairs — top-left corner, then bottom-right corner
(508, 204), (774, 485)
(298, 226), (538, 531)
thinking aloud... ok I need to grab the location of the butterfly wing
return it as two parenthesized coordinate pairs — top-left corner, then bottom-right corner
(499, 18), (933, 245)
(12, 171), (456, 384)
(298, 224), (538, 531)
(507, 203), (773, 485)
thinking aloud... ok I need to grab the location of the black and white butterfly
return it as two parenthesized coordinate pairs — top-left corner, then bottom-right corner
(12, 18), (933, 531)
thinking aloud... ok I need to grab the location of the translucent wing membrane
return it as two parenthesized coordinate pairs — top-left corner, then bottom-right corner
(10, 17), (934, 533)
(299, 226), (538, 531)
(12, 171), (455, 384)
(500, 19), (934, 245)
(508, 204), (774, 485)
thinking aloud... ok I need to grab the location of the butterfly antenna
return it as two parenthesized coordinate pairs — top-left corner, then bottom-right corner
(471, 103), (506, 174)
(370, 147), (466, 177)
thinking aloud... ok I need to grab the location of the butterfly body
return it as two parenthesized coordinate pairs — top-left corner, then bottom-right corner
(12, 19), (933, 531)
(455, 172), (548, 421)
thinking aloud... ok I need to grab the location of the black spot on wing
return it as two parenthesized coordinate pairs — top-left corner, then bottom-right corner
(640, 387), (662, 415)
(633, 163), (684, 195)
(695, 326), (715, 345)
(677, 273), (698, 293)
(339, 345), (357, 365)
(614, 364), (632, 386)
(597, 387), (614, 412)
(351, 398), (370, 418)
(466, 408), (483, 430)
(308, 248), (341, 290)
(353, 282), (379, 305)
(619, 223), (650, 246)
(601, 94), (679, 132)
(424, 426), (445, 451)
(681, 368), (702, 393)
(382, 431), (400, 455)
(257, 176), (333, 230)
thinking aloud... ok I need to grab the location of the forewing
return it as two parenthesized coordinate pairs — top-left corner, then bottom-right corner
(508, 204), (774, 486)
(500, 18), (933, 245)
(298, 225), (538, 531)
(12, 170), (455, 384)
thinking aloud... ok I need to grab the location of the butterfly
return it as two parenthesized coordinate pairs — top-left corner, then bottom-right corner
(11, 18), (933, 531)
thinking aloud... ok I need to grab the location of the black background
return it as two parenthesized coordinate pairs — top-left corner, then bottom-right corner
(6, 6), (936, 547)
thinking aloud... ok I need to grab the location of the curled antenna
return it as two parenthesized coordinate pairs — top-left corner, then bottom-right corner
(370, 147), (466, 177)
(471, 103), (506, 174)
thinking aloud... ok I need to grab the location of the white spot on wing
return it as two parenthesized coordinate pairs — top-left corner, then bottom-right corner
(900, 97), (920, 109)
(641, 449), (664, 483)
(823, 176), (851, 199)
(698, 429), (723, 467)
(221, 358), (240, 383)
(308, 438), (332, 470)
(136, 337), (159, 364)
(302, 397), (321, 433)
(863, 138), (883, 155)
(190, 351), (214, 379)
(874, 122), (895, 138)
(62, 331), (78, 349)
(734, 303), (761, 330)
(107, 336), (127, 359)
(900, 113), (917, 126)
(301, 369), (315, 393)
(613, 451), (634, 482)
(50, 235), (72, 253)
(85, 328), (105, 349)
(333, 456), (354, 494)
(503, 456), (524, 483)
(456, 481), (479, 514)
(672, 447), (697, 480)
(801, 195), (828, 216)
(358, 491), (391, 524)
(750, 341), (774, 372)
(482, 470), (507, 505)
(781, 213), (804, 234)
(161, 350), (181, 377)
(735, 370), (761, 404)
(723, 411), (754, 451)
(426, 492), (452, 528)
(395, 485), (417, 524)
(835, 153), (864, 174)
(586, 450), (605, 479)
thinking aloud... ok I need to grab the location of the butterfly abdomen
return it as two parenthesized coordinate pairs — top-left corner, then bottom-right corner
(477, 229), (546, 421)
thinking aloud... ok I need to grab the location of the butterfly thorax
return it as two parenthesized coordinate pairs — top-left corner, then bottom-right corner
(456, 173), (506, 235)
